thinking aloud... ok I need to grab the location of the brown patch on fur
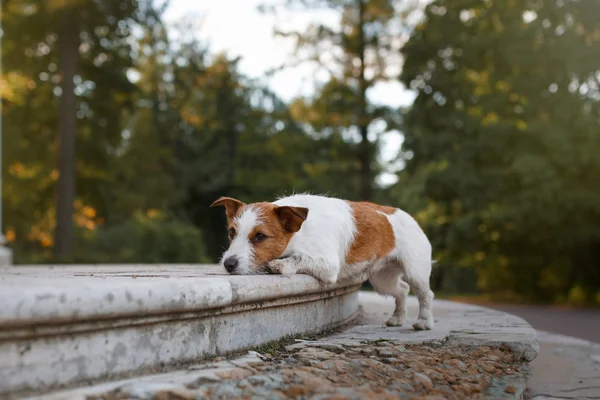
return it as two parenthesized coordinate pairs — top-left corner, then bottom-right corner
(210, 197), (246, 222)
(346, 201), (396, 265)
(241, 203), (308, 268)
(374, 204), (397, 215)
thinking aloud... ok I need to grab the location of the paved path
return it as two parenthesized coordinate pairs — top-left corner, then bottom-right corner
(467, 303), (600, 399)
(526, 331), (600, 399)
(480, 303), (600, 344)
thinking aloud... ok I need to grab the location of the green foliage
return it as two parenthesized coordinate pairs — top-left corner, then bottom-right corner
(399, 0), (600, 304)
(72, 213), (209, 264)
(265, 0), (410, 200)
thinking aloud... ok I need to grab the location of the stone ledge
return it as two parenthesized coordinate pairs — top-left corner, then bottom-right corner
(0, 265), (363, 396)
(352, 292), (539, 362)
(28, 292), (541, 400)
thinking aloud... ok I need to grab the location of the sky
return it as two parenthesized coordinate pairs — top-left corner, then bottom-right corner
(164, 0), (418, 185)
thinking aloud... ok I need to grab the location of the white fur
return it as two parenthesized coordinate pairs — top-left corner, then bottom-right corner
(221, 206), (261, 275)
(222, 194), (435, 330)
(272, 194), (356, 283)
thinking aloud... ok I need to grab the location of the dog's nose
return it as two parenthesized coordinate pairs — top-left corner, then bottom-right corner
(223, 257), (238, 273)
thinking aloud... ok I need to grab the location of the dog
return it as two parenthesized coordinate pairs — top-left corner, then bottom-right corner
(210, 194), (434, 330)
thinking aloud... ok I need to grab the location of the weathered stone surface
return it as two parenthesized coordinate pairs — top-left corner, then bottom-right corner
(26, 291), (542, 400)
(0, 264), (362, 396)
(346, 292), (540, 363)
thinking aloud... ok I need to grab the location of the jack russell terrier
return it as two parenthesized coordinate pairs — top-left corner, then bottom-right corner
(210, 194), (434, 330)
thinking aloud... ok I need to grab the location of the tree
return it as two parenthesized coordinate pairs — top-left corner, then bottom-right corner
(262, 0), (409, 200)
(2, 0), (140, 259)
(399, 0), (600, 303)
(54, 3), (79, 257)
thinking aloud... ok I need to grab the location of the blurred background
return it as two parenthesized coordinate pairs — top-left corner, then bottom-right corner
(1, 0), (599, 306)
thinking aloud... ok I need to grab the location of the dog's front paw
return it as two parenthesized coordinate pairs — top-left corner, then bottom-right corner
(267, 259), (296, 277)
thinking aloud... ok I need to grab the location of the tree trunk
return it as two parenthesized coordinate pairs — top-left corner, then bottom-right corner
(54, 10), (79, 258)
(357, 0), (372, 201)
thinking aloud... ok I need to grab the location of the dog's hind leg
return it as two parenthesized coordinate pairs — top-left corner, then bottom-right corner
(404, 259), (435, 331)
(368, 262), (410, 327)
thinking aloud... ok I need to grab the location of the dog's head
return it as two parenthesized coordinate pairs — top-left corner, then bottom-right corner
(210, 197), (308, 275)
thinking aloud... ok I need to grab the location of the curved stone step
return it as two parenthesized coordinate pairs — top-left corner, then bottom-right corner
(0, 265), (362, 396)
(24, 292), (541, 400)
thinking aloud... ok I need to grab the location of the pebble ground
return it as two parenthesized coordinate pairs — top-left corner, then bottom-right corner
(92, 339), (530, 400)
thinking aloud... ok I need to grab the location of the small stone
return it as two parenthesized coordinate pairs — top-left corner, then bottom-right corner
(248, 373), (284, 390)
(359, 348), (375, 356)
(215, 367), (253, 380)
(154, 389), (196, 400)
(189, 375), (221, 388)
(250, 386), (283, 399)
(313, 343), (345, 353)
(212, 384), (243, 398)
(376, 348), (394, 357)
(330, 387), (362, 400)
(315, 359), (348, 371)
(407, 361), (428, 370)
(300, 358), (320, 366)
(283, 384), (312, 397)
(392, 382), (414, 391)
(423, 368), (444, 381)
(446, 359), (466, 369)
(413, 372), (433, 390)
(246, 361), (265, 367)
(505, 385), (517, 394)
(482, 363), (496, 373)
(298, 348), (335, 360)
(292, 369), (333, 392)
(466, 374), (483, 383)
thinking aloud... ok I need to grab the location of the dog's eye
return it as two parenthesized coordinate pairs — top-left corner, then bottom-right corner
(253, 233), (267, 243)
(228, 228), (236, 240)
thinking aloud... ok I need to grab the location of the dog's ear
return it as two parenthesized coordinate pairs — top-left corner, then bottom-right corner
(274, 206), (309, 233)
(210, 197), (246, 221)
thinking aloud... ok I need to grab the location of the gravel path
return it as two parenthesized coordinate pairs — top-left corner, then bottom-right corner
(93, 340), (529, 400)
